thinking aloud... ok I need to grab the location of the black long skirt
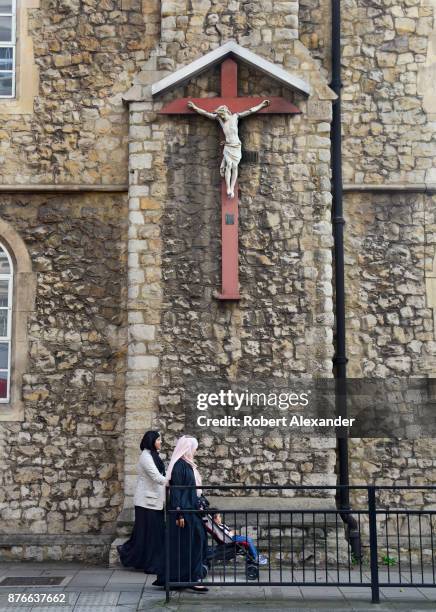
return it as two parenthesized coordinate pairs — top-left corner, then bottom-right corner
(155, 512), (208, 584)
(118, 505), (164, 573)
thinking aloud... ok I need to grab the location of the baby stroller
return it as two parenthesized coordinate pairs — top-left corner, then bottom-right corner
(198, 497), (259, 581)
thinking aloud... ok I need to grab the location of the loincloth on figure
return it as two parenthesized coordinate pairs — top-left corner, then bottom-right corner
(222, 142), (242, 166)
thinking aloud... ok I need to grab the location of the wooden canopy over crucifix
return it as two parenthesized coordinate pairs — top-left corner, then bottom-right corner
(152, 41), (311, 300)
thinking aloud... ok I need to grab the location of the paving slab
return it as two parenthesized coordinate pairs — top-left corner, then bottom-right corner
(416, 587), (436, 600)
(107, 570), (147, 584)
(67, 574), (111, 588)
(380, 587), (428, 599)
(76, 591), (119, 605)
(348, 604), (435, 612)
(0, 598), (33, 608)
(62, 592), (79, 606)
(264, 585), (304, 599)
(170, 604), (350, 612)
(40, 570), (78, 578)
(104, 584), (144, 592)
(72, 568), (114, 573)
(117, 591), (142, 605)
(13, 587), (67, 593)
(327, 569), (369, 583)
(175, 607), (283, 612)
(64, 587), (102, 593)
(74, 570), (114, 577)
(339, 586), (374, 592)
(28, 608), (75, 612)
(179, 585), (267, 602)
(137, 593), (177, 609)
(0, 562), (434, 610)
(301, 586), (345, 599)
(74, 608), (137, 612)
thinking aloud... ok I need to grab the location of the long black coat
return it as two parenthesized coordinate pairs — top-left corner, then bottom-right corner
(158, 458), (207, 584)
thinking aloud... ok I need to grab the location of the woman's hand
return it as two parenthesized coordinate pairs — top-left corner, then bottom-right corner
(176, 517), (185, 528)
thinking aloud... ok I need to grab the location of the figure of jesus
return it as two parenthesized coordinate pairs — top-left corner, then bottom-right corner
(187, 99), (270, 199)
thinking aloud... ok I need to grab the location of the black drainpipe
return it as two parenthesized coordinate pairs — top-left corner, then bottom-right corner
(330, 0), (361, 559)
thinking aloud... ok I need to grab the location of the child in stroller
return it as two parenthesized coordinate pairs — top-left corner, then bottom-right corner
(211, 513), (268, 566)
(201, 503), (268, 581)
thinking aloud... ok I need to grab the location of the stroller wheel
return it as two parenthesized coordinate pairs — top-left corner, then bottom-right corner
(246, 563), (259, 581)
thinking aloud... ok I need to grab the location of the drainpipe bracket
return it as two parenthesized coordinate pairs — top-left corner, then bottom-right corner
(333, 356), (348, 365)
(332, 216), (345, 226)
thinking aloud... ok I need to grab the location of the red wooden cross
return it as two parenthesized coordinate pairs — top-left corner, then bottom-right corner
(160, 58), (300, 300)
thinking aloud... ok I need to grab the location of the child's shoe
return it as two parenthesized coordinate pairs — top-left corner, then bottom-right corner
(257, 554), (268, 565)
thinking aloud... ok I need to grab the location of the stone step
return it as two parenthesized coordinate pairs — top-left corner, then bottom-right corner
(116, 497), (341, 533)
(210, 512), (341, 529)
(206, 496), (337, 512)
(0, 534), (113, 564)
(111, 498), (348, 568)
(109, 536), (350, 569)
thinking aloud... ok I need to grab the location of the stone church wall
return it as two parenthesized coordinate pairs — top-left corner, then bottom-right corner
(301, 0), (436, 503)
(156, 65), (336, 490)
(338, 0), (436, 506)
(300, 0), (436, 185)
(0, 0), (161, 185)
(0, 193), (128, 561)
(345, 190), (436, 505)
(345, 192), (436, 379)
(0, 0), (435, 564)
(122, 0), (340, 507)
(340, 0), (436, 186)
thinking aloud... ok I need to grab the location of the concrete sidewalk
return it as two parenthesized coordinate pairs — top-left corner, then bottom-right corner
(0, 563), (435, 611)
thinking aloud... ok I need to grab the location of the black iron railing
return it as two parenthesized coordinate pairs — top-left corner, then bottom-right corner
(163, 485), (436, 603)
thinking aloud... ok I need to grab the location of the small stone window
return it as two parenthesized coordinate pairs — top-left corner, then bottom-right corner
(0, 0), (16, 98)
(0, 243), (13, 401)
(0, 0), (40, 113)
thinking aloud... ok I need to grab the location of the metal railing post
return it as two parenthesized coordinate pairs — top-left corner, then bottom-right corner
(368, 486), (380, 604)
(165, 485), (170, 603)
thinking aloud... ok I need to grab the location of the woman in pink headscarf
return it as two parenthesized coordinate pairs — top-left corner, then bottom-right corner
(154, 435), (208, 593)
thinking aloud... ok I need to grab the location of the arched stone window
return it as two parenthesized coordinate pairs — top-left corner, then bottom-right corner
(0, 219), (35, 421)
(0, 242), (13, 401)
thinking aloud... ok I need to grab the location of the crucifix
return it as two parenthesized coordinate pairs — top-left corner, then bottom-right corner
(160, 58), (300, 300)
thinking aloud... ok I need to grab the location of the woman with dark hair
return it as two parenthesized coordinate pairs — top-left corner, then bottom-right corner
(117, 431), (166, 573)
